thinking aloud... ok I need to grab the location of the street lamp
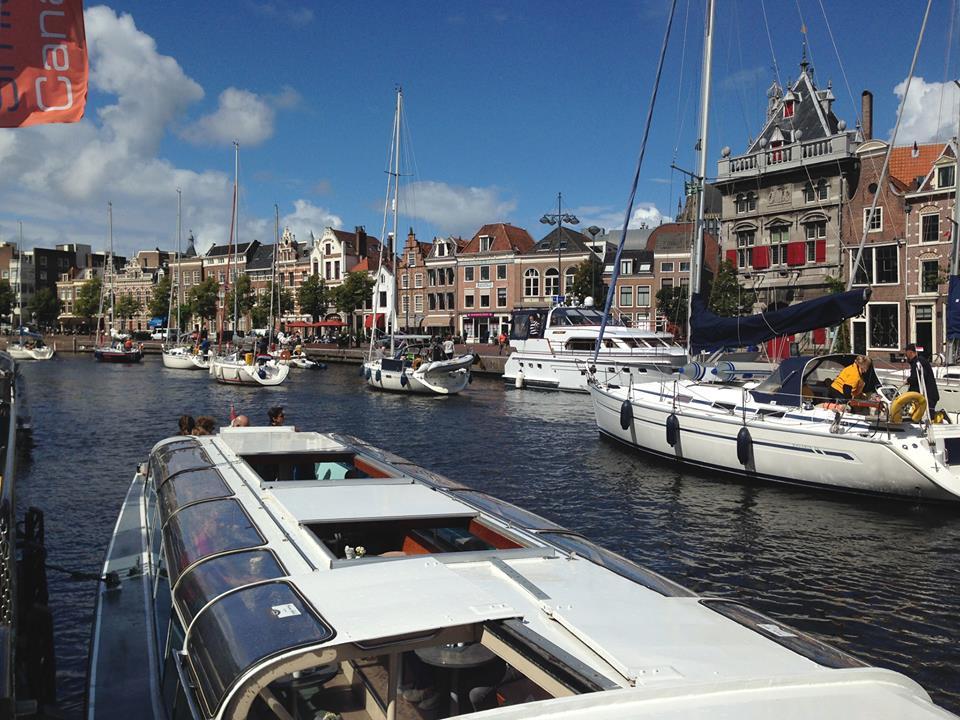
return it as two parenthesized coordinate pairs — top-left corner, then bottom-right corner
(540, 192), (579, 304)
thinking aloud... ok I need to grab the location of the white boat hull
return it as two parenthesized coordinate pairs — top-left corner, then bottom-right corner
(364, 354), (473, 395)
(589, 380), (960, 502)
(161, 347), (207, 370)
(7, 344), (54, 361)
(504, 352), (679, 392)
(209, 355), (290, 386)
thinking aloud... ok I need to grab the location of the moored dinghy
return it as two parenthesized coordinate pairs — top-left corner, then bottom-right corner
(88, 426), (960, 720)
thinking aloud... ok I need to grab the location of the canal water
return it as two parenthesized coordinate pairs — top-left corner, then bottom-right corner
(15, 355), (960, 716)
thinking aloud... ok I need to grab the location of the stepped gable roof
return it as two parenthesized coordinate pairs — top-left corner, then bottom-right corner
(245, 243), (275, 272)
(205, 240), (258, 258)
(747, 63), (842, 154)
(532, 226), (594, 255)
(461, 223), (535, 254)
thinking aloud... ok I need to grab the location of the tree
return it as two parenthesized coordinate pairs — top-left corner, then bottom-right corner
(187, 278), (220, 323)
(333, 271), (375, 320)
(568, 259), (606, 304)
(148, 275), (172, 320)
(298, 274), (329, 321)
(0, 279), (13, 320)
(656, 286), (689, 338)
(251, 282), (294, 329)
(114, 293), (142, 330)
(707, 259), (756, 317)
(74, 277), (102, 319)
(224, 273), (255, 328)
(825, 275), (851, 353)
(28, 287), (60, 327)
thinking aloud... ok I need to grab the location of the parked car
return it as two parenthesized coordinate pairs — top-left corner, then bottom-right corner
(150, 328), (176, 340)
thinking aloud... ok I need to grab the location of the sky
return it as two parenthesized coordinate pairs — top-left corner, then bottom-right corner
(2, 0), (960, 258)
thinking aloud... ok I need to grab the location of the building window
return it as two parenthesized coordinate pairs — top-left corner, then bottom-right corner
(921, 214), (940, 243)
(479, 235), (492, 252)
(402, 295), (409, 314)
(497, 264), (507, 280)
(938, 165), (955, 188)
(565, 267), (576, 292)
(620, 259), (633, 275)
(736, 230), (755, 267)
(464, 293), (475, 308)
(414, 273), (423, 288)
(770, 224), (789, 265)
(544, 268), (559, 297)
(407, 251), (416, 267)
(414, 295), (423, 313)
(619, 286), (633, 307)
(428, 294), (437, 311)
(661, 277), (674, 290)
(679, 261), (690, 272)
(427, 270), (436, 287)
(637, 286), (651, 307)
(864, 207), (883, 232)
(852, 245), (898, 285)
(497, 287), (507, 307)
(480, 294), (490, 308)
(334, 261), (340, 278)
(325, 243), (332, 255)
(401, 274), (409, 289)
(921, 260), (941, 293)
(803, 180), (828, 202)
(464, 266), (474, 282)
(783, 99), (795, 118)
(660, 262), (674, 272)
(868, 303), (899, 349)
(524, 269), (539, 297)
(436, 243), (447, 258)
(736, 191), (757, 213)
(480, 265), (490, 281)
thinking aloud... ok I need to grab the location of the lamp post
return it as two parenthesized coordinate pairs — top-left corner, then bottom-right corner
(540, 192), (579, 304)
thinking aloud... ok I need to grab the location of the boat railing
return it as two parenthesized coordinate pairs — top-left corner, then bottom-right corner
(0, 354), (17, 707)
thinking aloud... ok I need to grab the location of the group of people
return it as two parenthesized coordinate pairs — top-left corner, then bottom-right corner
(828, 344), (940, 417)
(177, 405), (286, 436)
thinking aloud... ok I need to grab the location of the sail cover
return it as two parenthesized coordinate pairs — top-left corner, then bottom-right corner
(948, 276), (960, 341)
(689, 288), (870, 354)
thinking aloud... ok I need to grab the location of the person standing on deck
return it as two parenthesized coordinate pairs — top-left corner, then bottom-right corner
(905, 343), (940, 412)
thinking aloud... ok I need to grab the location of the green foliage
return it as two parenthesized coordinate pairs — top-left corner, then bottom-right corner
(251, 282), (294, 328)
(708, 260), (755, 316)
(655, 286), (689, 328)
(28, 287), (60, 326)
(187, 277), (220, 320)
(333, 271), (375, 316)
(224, 273), (256, 322)
(148, 275), (172, 319)
(74, 277), (102, 318)
(297, 274), (329, 321)
(825, 275), (851, 353)
(0, 280), (13, 319)
(568, 260), (605, 303)
(114, 293), (142, 321)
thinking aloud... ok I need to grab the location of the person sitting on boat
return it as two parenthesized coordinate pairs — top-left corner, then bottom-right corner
(443, 336), (454, 360)
(231, 414), (250, 427)
(178, 415), (195, 435)
(904, 343), (940, 412)
(431, 341), (444, 362)
(268, 406), (284, 426)
(192, 416), (216, 436)
(528, 314), (542, 338)
(828, 355), (872, 402)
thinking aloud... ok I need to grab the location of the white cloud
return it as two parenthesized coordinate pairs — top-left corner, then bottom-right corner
(572, 203), (667, 233)
(180, 87), (277, 146)
(400, 181), (517, 236)
(893, 76), (960, 144)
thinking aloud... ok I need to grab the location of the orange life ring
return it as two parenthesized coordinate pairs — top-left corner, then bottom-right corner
(280, 349), (291, 361)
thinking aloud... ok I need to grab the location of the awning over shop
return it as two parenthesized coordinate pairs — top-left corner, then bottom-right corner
(286, 320), (345, 328)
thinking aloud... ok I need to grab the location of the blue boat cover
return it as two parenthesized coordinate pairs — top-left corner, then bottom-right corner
(148, 316), (165, 328)
(689, 288), (870, 354)
(948, 276), (960, 341)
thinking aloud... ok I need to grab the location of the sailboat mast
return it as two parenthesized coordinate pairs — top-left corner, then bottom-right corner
(176, 189), (182, 337)
(389, 88), (402, 356)
(949, 103), (960, 364)
(166, 189), (180, 346)
(685, 0), (715, 356)
(16, 221), (22, 330)
(232, 140), (240, 336)
(270, 204), (278, 347)
(108, 202), (115, 338)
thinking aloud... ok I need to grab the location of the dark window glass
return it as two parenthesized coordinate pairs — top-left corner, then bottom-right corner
(159, 468), (232, 525)
(852, 247), (873, 285)
(175, 549), (285, 624)
(164, 499), (264, 581)
(921, 214), (940, 243)
(188, 583), (334, 717)
(869, 305), (899, 349)
(153, 444), (214, 487)
(875, 245), (898, 284)
(921, 261), (941, 293)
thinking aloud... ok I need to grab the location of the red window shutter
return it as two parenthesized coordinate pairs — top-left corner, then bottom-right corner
(815, 239), (826, 263)
(725, 249), (738, 267)
(786, 241), (805, 266)
(812, 328), (826, 344)
(752, 245), (770, 270)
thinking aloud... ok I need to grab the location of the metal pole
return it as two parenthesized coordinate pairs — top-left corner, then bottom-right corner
(948, 84), (960, 364)
(557, 192), (563, 303)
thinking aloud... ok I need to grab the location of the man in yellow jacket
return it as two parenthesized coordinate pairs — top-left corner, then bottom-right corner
(829, 355), (871, 401)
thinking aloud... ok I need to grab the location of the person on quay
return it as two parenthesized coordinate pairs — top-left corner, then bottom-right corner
(443, 335), (454, 360)
(431, 341), (443, 363)
(905, 343), (940, 413)
(268, 406), (284, 426)
(498, 330), (508, 355)
(828, 355), (872, 401)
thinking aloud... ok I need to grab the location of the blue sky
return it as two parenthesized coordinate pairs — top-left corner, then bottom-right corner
(1, 0), (959, 257)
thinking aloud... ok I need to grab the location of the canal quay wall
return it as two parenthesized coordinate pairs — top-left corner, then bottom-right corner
(1, 336), (509, 376)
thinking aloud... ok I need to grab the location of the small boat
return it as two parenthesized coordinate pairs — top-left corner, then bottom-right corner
(94, 204), (142, 364)
(161, 345), (208, 370)
(271, 349), (325, 370)
(87, 426), (958, 720)
(7, 331), (54, 361)
(364, 336), (474, 395)
(503, 303), (685, 391)
(93, 341), (143, 364)
(161, 190), (205, 371)
(209, 352), (289, 386)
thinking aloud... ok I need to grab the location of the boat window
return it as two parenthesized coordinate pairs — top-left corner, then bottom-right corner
(701, 600), (867, 668)
(164, 499), (265, 582)
(243, 451), (390, 483)
(158, 468), (233, 523)
(449, 491), (564, 532)
(566, 339), (595, 352)
(188, 582), (334, 717)
(538, 533), (695, 597)
(175, 549), (286, 624)
(152, 444), (215, 487)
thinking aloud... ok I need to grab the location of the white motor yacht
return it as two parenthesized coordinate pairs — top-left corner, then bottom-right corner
(88, 427), (959, 720)
(503, 304), (686, 392)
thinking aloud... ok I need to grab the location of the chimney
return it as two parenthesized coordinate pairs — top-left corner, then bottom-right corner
(355, 226), (367, 257)
(861, 90), (873, 141)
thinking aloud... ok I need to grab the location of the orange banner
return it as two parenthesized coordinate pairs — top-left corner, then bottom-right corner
(0, 0), (88, 128)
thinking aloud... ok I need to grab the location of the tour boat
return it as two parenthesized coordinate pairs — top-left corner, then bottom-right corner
(502, 303), (686, 392)
(87, 426), (958, 720)
(208, 352), (289, 386)
(7, 331), (54, 361)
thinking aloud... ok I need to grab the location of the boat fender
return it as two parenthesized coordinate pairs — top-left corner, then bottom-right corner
(665, 413), (679, 446)
(375, 369), (382, 383)
(280, 349), (291, 361)
(400, 373), (408, 387)
(620, 400), (633, 430)
(468, 371), (473, 384)
(736, 426), (753, 465)
(515, 370), (524, 388)
(364, 367), (371, 380)
(890, 391), (927, 422)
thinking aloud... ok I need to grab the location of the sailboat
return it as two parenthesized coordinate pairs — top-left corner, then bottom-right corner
(362, 89), (474, 395)
(208, 144), (289, 386)
(588, 1), (960, 502)
(162, 190), (206, 370)
(94, 203), (142, 364)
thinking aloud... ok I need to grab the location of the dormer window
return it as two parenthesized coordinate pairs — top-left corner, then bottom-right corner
(436, 243), (447, 257)
(479, 235), (492, 252)
(783, 100), (795, 118)
(938, 165), (955, 189)
(620, 259), (633, 275)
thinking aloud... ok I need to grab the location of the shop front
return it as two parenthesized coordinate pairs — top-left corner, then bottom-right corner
(462, 312), (494, 344)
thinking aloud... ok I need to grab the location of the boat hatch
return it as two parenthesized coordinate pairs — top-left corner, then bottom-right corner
(243, 451), (394, 484)
(164, 498), (265, 582)
(187, 580), (335, 718)
(271, 483), (473, 525)
(150, 441), (214, 483)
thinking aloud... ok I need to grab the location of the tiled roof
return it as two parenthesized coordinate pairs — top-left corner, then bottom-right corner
(889, 143), (948, 189)
(531, 226), (594, 255)
(245, 244), (275, 272)
(206, 240), (258, 257)
(461, 223), (535, 254)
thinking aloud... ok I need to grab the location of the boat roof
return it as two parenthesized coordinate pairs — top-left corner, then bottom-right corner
(145, 429), (948, 719)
